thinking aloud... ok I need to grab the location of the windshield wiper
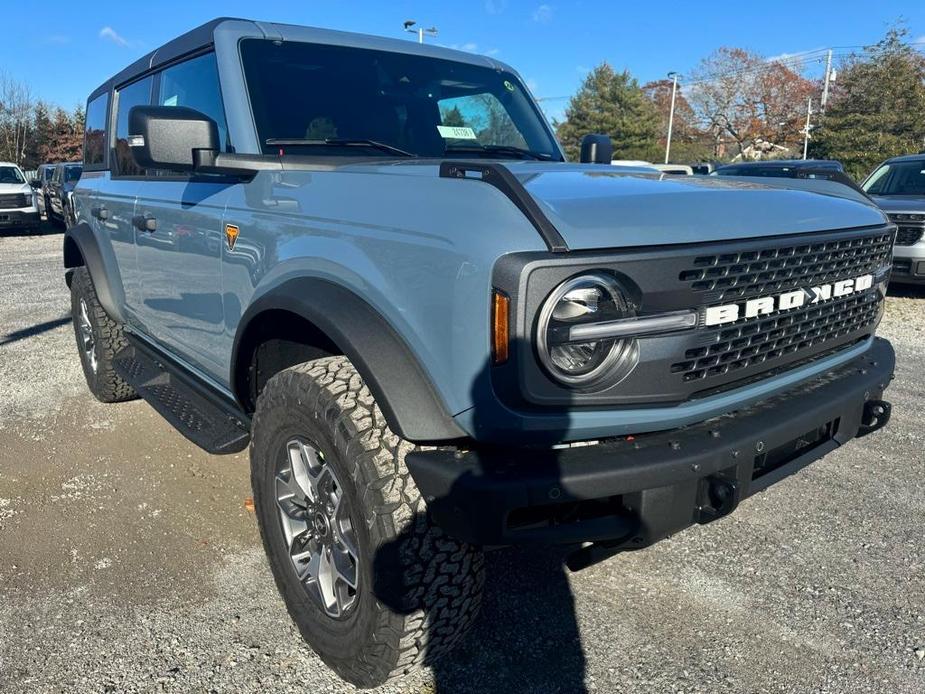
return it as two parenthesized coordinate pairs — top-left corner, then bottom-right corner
(266, 138), (417, 157)
(445, 144), (554, 161)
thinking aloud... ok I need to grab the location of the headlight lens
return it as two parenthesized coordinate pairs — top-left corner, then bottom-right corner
(536, 273), (632, 386)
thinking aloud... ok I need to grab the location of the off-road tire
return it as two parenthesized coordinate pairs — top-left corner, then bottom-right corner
(70, 266), (137, 403)
(251, 356), (484, 688)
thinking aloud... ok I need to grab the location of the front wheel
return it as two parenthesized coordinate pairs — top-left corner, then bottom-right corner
(251, 357), (484, 688)
(70, 267), (137, 403)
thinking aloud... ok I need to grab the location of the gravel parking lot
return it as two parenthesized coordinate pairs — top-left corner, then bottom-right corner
(1, 226), (923, 694)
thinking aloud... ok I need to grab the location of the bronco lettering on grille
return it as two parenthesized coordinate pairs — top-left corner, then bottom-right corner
(703, 273), (874, 327)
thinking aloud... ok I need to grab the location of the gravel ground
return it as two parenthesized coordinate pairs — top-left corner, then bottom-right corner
(0, 227), (923, 694)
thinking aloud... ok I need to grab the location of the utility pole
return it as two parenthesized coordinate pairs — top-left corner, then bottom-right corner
(403, 20), (437, 44)
(821, 49), (833, 113)
(802, 97), (812, 160)
(665, 72), (679, 164)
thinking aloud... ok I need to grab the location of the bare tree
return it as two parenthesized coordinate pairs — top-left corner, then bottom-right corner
(687, 48), (814, 159)
(0, 71), (35, 165)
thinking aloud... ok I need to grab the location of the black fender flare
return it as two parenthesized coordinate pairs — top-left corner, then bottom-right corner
(63, 222), (126, 323)
(232, 277), (467, 444)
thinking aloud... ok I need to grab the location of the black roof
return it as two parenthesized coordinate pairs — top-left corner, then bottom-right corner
(88, 17), (238, 100)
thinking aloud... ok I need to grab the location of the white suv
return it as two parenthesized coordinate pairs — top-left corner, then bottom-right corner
(0, 161), (39, 233)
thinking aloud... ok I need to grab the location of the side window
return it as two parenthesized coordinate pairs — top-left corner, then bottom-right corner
(438, 93), (528, 149)
(157, 52), (230, 152)
(114, 76), (154, 177)
(84, 93), (109, 167)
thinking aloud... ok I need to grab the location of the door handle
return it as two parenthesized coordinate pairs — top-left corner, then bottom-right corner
(133, 214), (157, 232)
(91, 206), (109, 221)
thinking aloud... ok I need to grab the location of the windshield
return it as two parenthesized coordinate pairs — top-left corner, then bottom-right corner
(863, 161), (925, 196)
(64, 166), (83, 182)
(0, 166), (25, 184)
(240, 39), (562, 160)
(43, 167), (55, 181)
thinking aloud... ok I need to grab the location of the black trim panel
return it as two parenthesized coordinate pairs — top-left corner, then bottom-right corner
(439, 161), (568, 253)
(62, 222), (126, 323)
(232, 277), (466, 443)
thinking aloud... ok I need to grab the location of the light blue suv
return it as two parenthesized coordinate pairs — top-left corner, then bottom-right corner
(64, 18), (897, 687)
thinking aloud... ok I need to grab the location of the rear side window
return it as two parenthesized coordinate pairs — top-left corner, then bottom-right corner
(114, 76), (154, 177)
(84, 93), (109, 167)
(157, 52), (230, 152)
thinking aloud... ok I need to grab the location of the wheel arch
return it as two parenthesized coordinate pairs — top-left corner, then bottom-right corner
(231, 277), (466, 444)
(63, 223), (126, 323)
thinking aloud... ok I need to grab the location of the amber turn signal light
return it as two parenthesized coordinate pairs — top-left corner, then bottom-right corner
(492, 289), (510, 364)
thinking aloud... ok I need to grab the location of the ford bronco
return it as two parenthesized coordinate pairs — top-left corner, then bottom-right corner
(64, 18), (895, 688)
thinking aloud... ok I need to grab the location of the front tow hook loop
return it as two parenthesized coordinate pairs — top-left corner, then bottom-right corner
(857, 399), (891, 438)
(695, 476), (740, 524)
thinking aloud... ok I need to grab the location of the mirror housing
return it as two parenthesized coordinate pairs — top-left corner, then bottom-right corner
(579, 134), (613, 164)
(29, 178), (41, 188)
(128, 105), (219, 172)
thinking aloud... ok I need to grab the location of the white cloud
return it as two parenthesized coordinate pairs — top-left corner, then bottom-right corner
(99, 26), (130, 47)
(484, 0), (507, 14)
(42, 35), (71, 45)
(913, 35), (925, 45)
(532, 4), (554, 23)
(485, 48), (501, 56)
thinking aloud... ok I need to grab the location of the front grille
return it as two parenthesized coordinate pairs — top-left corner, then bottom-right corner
(680, 232), (893, 302)
(0, 193), (28, 209)
(887, 214), (925, 246)
(672, 292), (881, 383)
(670, 228), (891, 390)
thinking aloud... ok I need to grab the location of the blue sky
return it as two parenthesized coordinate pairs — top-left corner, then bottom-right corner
(3, 0), (923, 122)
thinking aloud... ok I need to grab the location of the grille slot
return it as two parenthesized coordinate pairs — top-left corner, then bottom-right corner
(887, 214), (925, 246)
(672, 292), (881, 383)
(681, 232), (893, 302)
(0, 193), (28, 209)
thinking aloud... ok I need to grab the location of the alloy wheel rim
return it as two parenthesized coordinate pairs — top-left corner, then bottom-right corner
(275, 438), (360, 618)
(78, 298), (97, 373)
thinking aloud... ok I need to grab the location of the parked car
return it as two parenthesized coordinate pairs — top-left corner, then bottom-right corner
(64, 18), (896, 688)
(31, 163), (57, 219)
(47, 162), (83, 227)
(0, 161), (39, 233)
(712, 159), (845, 178)
(862, 154), (925, 285)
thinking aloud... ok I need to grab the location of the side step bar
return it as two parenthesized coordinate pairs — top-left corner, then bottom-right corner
(113, 337), (250, 455)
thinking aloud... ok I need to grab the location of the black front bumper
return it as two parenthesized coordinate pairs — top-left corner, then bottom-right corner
(0, 210), (38, 228)
(407, 338), (895, 550)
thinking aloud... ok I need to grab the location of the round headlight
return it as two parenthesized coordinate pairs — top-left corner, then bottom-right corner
(536, 273), (633, 386)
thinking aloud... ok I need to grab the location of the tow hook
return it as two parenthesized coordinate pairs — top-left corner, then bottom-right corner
(695, 476), (740, 524)
(857, 399), (891, 437)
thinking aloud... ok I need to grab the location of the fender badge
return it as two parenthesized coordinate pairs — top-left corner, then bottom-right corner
(225, 223), (240, 251)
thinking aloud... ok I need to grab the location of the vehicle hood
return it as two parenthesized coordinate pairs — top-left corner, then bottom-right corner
(357, 161), (887, 250)
(510, 165), (886, 249)
(868, 195), (925, 214)
(0, 182), (31, 195)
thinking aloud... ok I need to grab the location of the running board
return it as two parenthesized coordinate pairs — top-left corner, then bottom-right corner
(113, 338), (250, 455)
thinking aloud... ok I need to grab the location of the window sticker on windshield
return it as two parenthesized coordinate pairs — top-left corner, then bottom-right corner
(437, 125), (477, 140)
(503, 80), (515, 92)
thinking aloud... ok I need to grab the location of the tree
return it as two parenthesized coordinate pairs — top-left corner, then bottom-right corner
(441, 105), (466, 127)
(812, 26), (925, 180)
(642, 79), (713, 163)
(555, 63), (661, 161)
(687, 47), (814, 159)
(44, 106), (83, 163)
(0, 71), (35, 165)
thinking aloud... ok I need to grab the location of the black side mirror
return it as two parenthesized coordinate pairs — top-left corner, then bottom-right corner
(579, 134), (613, 164)
(29, 178), (41, 188)
(128, 105), (219, 172)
